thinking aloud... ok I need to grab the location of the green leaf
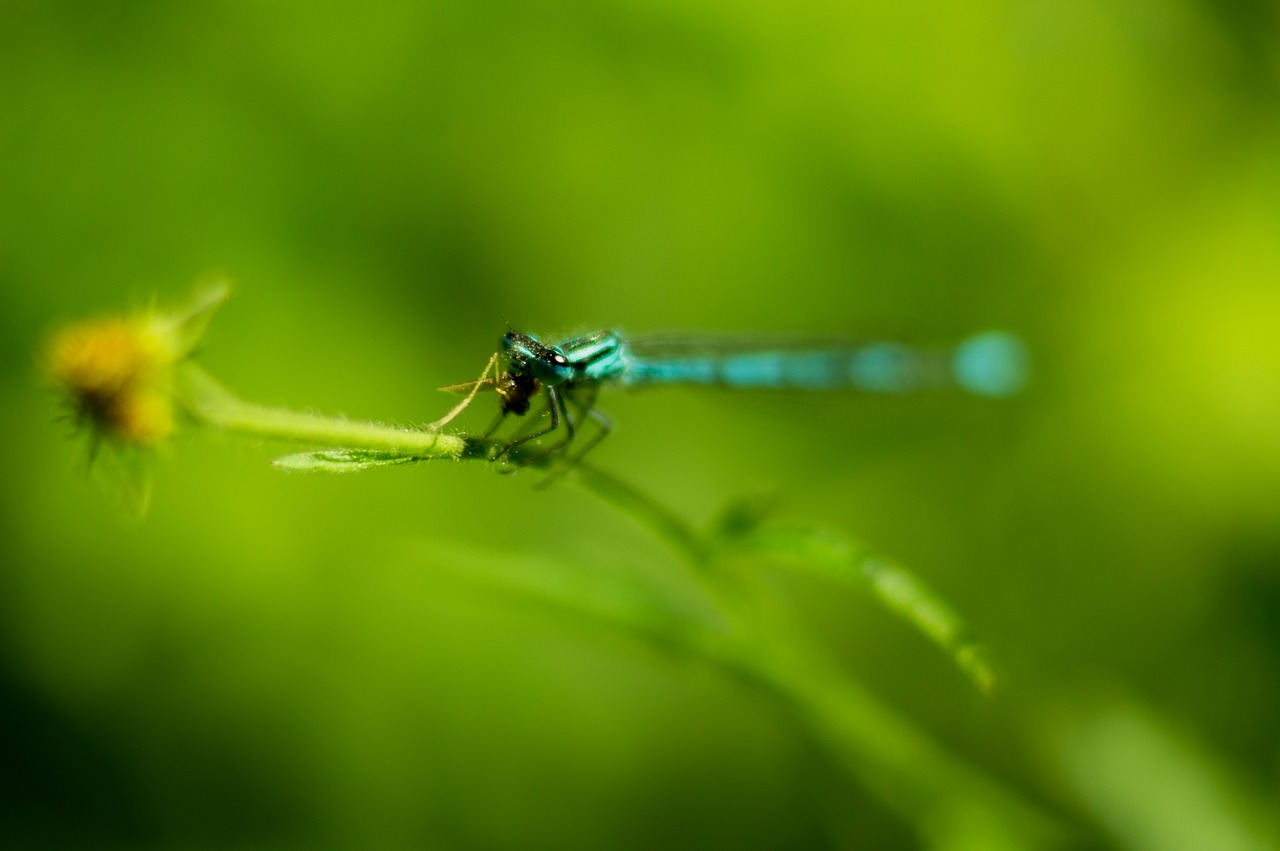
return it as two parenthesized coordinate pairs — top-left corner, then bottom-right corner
(156, 279), (231, 359)
(729, 527), (999, 695)
(273, 448), (424, 473)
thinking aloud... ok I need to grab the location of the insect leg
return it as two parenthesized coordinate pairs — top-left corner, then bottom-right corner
(533, 388), (612, 488)
(504, 386), (564, 453)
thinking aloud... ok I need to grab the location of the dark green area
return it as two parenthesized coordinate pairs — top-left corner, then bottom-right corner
(3, 1), (1279, 848)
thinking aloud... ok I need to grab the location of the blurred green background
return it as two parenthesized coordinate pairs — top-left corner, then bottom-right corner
(3, 1), (1280, 849)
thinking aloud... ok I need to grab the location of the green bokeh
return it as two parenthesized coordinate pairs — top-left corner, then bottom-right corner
(3, 1), (1279, 848)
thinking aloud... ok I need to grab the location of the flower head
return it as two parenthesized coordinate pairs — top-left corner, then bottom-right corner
(46, 315), (173, 445)
(43, 283), (229, 448)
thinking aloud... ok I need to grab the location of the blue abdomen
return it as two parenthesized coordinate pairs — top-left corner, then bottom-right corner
(621, 332), (1028, 396)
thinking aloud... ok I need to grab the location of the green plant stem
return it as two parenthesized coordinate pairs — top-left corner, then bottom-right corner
(570, 462), (710, 567)
(173, 358), (1054, 843)
(725, 635), (1056, 844)
(176, 363), (466, 458)
(554, 467), (1052, 840)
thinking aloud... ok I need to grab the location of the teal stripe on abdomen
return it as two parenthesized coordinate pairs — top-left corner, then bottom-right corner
(620, 333), (1027, 396)
(624, 348), (919, 391)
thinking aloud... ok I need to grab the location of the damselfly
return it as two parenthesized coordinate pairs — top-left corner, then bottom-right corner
(443, 329), (1028, 473)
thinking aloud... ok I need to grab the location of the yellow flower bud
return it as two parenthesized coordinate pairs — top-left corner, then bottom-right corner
(44, 283), (228, 449)
(44, 316), (174, 446)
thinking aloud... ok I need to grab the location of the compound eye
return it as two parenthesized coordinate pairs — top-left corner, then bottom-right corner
(553, 354), (568, 365)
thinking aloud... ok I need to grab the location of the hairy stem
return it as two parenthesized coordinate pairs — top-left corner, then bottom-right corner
(175, 363), (466, 458)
